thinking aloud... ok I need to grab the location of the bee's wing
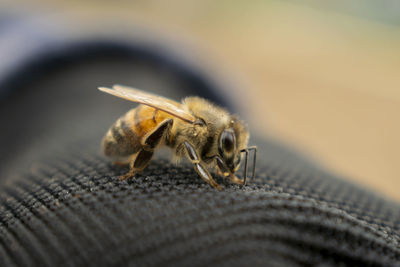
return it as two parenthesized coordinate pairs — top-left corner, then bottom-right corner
(98, 85), (196, 123)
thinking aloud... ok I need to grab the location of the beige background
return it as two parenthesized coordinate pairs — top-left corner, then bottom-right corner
(3, 1), (400, 201)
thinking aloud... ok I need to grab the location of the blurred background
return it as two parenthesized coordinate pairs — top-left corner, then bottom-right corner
(1, 0), (399, 201)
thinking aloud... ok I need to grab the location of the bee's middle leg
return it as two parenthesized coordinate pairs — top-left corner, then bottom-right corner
(119, 119), (173, 181)
(183, 141), (222, 190)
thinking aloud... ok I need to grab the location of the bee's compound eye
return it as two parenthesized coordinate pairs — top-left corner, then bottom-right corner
(220, 129), (235, 153)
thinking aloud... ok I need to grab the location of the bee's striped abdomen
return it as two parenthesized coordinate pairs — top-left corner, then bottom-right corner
(102, 108), (141, 160)
(102, 105), (173, 160)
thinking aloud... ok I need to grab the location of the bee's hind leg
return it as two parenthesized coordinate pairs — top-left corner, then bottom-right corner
(119, 119), (173, 181)
(119, 157), (137, 180)
(113, 160), (130, 166)
(183, 141), (222, 191)
(119, 150), (154, 180)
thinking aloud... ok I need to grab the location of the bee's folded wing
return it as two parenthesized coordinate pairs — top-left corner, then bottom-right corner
(98, 85), (196, 123)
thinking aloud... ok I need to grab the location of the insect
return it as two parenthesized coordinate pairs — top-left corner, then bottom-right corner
(99, 85), (257, 190)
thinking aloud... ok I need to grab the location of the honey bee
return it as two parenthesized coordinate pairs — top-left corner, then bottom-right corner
(99, 85), (256, 190)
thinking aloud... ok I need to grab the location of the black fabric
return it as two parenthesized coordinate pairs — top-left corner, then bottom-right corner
(0, 43), (400, 267)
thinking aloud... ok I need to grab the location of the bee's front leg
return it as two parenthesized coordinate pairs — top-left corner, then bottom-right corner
(214, 156), (244, 185)
(215, 165), (226, 178)
(215, 167), (244, 185)
(226, 174), (245, 185)
(183, 141), (222, 191)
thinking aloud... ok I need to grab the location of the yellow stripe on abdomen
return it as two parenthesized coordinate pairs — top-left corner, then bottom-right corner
(102, 105), (173, 159)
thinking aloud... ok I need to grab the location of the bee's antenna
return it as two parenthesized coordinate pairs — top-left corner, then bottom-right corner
(242, 149), (249, 185)
(241, 146), (257, 185)
(248, 146), (257, 182)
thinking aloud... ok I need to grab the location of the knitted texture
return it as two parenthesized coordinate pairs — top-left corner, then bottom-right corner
(0, 45), (399, 267)
(1, 140), (400, 266)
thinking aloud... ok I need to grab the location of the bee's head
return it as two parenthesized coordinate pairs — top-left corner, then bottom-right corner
(217, 116), (249, 173)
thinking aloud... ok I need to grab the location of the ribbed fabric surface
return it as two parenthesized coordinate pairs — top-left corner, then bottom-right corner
(0, 39), (399, 267)
(1, 141), (399, 266)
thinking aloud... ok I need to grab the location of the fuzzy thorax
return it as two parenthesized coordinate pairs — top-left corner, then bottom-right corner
(168, 97), (249, 168)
